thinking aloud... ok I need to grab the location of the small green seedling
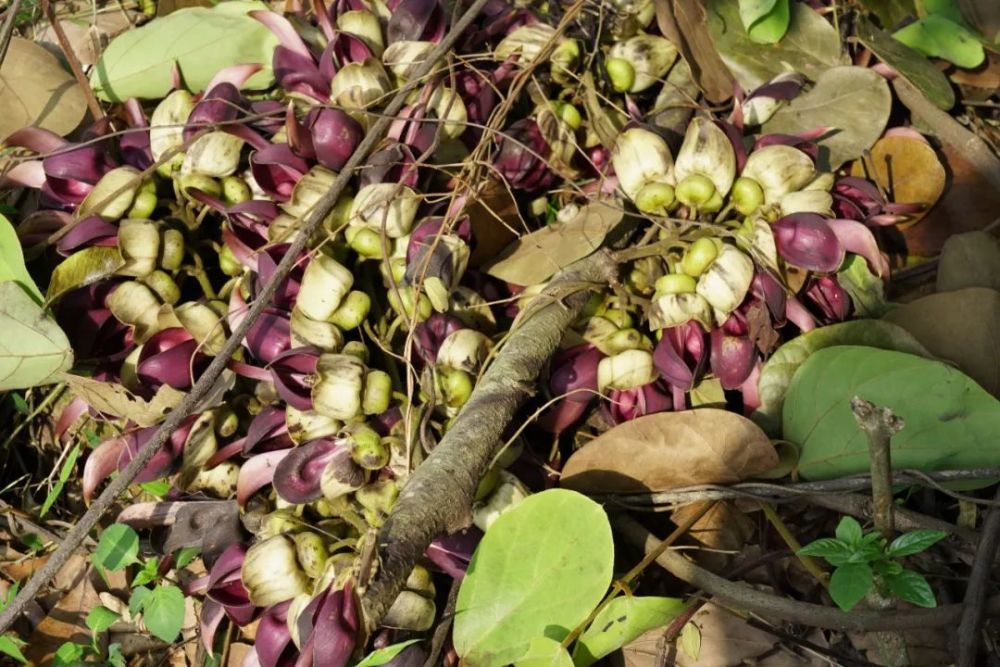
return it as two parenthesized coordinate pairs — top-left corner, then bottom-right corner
(798, 516), (946, 612)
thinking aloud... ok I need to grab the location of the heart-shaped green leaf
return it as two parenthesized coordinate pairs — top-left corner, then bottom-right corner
(739, 0), (791, 43)
(784, 346), (1000, 480)
(574, 596), (686, 666)
(454, 489), (614, 667)
(894, 15), (985, 68)
(857, 16), (955, 110)
(0, 282), (73, 390)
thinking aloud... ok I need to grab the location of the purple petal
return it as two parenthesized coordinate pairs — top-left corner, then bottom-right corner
(772, 213), (844, 273)
(273, 438), (342, 504)
(251, 11), (314, 59)
(608, 382), (672, 423)
(359, 143), (419, 188)
(0, 160), (47, 189)
(83, 436), (127, 503)
(244, 406), (293, 454)
(269, 348), (320, 411)
(247, 308), (293, 364)
(332, 32), (376, 66)
(805, 276), (850, 322)
(237, 449), (292, 506)
(828, 219), (889, 277)
(205, 64), (264, 93)
(653, 323), (707, 391)
(201, 599), (229, 653)
(121, 98), (153, 170)
(4, 127), (68, 153)
(750, 270), (786, 323)
(257, 602), (298, 667)
(306, 583), (357, 667)
(387, 0), (445, 43)
(413, 313), (464, 364)
(710, 322), (757, 390)
(56, 215), (119, 256)
(308, 108), (363, 172)
(549, 343), (602, 402)
(425, 528), (482, 579)
(185, 82), (246, 140)
(137, 328), (205, 391)
(250, 144), (309, 202)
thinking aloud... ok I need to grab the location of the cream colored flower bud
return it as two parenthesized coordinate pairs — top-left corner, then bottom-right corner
(778, 190), (833, 215)
(425, 87), (468, 139)
(383, 591), (435, 631)
(673, 118), (736, 198)
(177, 411), (217, 489)
(186, 462), (239, 498)
(436, 329), (492, 373)
(175, 302), (227, 355)
(150, 90), (194, 162)
(736, 214), (779, 271)
(287, 593), (313, 648)
(330, 59), (391, 110)
(356, 479), (399, 517)
(337, 10), (385, 55)
(78, 167), (141, 221)
(180, 132), (245, 178)
(330, 291), (371, 331)
(160, 228), (185, 271)
(494, 23), (557, 64)
(597, 349), (656, 390)
(648, 292), (713, 330)
(286, 406), (341, 444)
(107, 281), (162, 342)
(312, 353), (366, 420)
(282, 167), (337, 220)
(242, 536), (311, 606)
(383, 41), (440, 82)
(607, 34), (677, 93)
(695, 244), (754, 315)
(320, 447), (367, 500)
(582, 315), (619, 354)
(298, 253), (354, 322)
(473, 470), (529, 532)
(141, 270), (181, 305)
(804, 171), (835, 191)
(350, 183), (420, 238)
(612, 127), (673, 201)
(118, 219), (161, 277)
(741, 145), (815, 204)
(290, 307), (345, 353)
(449, 286), (497, 332)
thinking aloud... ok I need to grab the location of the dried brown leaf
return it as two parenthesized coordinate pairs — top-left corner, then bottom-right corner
(0, 37), (87, 140)
(936, 231), (1000, 292)
(560, 410), (777, 494)
(60, 373), (186, 426)
(37, 10), (139, 66)
(465, 181), (522, 268)
(851, 136), (946, 228)
(655, 0), (734, 103)
(883, 287), (1000, 396)
(673, 501), (754, 552)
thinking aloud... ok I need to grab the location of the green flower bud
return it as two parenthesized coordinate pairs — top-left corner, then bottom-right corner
(330, 291), (371, 331)
(242, 536), (311, 606)
(387, 286), (432, 323)
(495, 23), (557, 64)
(181, 132), (245, 178)
(633, 182), (675, 215)
(362, 369), (392, 415)
(552, 101), (582, 130)
(159, 228), (185, 272)
(294, 532), (329, 579)
(778, 190), (833, 216)
(356, 479), (399, 516)
(107, 281), (162, 342)
(320, 448), (367, 501)
(186, 461), (239, 499)
(218, 244), (243, 277)
(346, 225), (384, 259)
(550, 38), (581, 85)
(449, 286), (497, 332)
(607, 34), (677, 93)
(611, 127), (673, 202)
(475, 466), (501, 501)
(175, 301), (227, 355)
(604, 328), (652, 355)
(601, 306), (634, 330)
(222, 176), (252, 205)
(741, 144), (815, 204)
(673, 118), (737, 200)
(141, 270), (181, 305)
(177, 172), (222, 200)
(440, 368), (473, 409)
(675, 173), (717, 209)
(117, 219), (161, 278)
(341, 341), (369, 364)
(282, 167), (337, 220)
(330, 58), (391, 110)
(605, 57), (636, 93)
(383, 591), (435, 631)
(731, 177), (765, 216)
(648, 291), (713, 330)
(127, 189), (158, 219)
(337, 10), (385, 55)
(654, 273), (697, 294)
(696, 244), (754, 317)
(347, 423), (389, 470)
(383, 41), (440, 83)
(597, 349), (657, 390)
(177, 411), (217, 489)
(214, 407), (240, 438)
(350, 183), (421, 238)
(626, 256), (665, 296)
(680, 237), (720, 277)
(298, 253), (354, 322)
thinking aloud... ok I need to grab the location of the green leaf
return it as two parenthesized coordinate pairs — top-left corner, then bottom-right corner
(762, 66), (892, 170)
(138, 479), (173, 498)
(707, 0), (848, 91)
(856, 17), (955, 110)
(174, 546), (201, 570)
(90, 1), (279, 101)
(894, 15), (986, 68)
(132, 556), (161, 587)
(829, 563), (873, 611)
(740, 0), (791, 43)
(836, 517), (864, 546)
(86, 606), (120, 634)
(52, 641), (85, 667)
(353, 640), (423, 667)
(46, 247), (125, 302)
(574, 596), (686, 667)
(129, 586), (151, 617)
(140, 584), (186, 643)
(887, 529), (948, 556)
(860, 0), (917, 27)
(885, 569), (937, 607)
(106, 643), (127, 667)
(0, 634), (28, 664)
(93, 523), (140, 572)
(874, 559), (904, 577)
(0, 281), (73, 391)
(514, 637), (573, 667)
(784, 346), (1000, 480)
(453, 489), (614, 667)
(679, 622), (701, 660)
(797, 538), (853, 564)
(839, 255), (889, 318)
(40, 441), (82, 518)
(10, 393), (29, 414)
(0, 214), (42, 304)
(753, 320), (928, 435)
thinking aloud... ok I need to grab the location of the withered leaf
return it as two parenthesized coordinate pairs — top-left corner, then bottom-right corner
(655, 0), (735, 103)
(0, 37), (87, 140)
(851, 135), (946, 228)
(60, 373), (185, 427)
(935, 231), (1000, 293)
(560, 410), (777, 494)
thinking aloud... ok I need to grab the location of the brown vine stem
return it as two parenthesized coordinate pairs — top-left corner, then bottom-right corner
(0, 0), (22, 66)
(0, 0), (492, 634)
(41, 0), (104, 121)
(359, 250), (618, 630)
(614, 514), (1000, 632)
(956, 485), (1000, 667)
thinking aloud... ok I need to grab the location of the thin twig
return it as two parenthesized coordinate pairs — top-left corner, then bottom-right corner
(0, 0), (493, 634)
(41, 0), (104, 121)
(0, 0), (22, 66)
(614, 514), (1000, 632)
(957, 485), (1000, 667)
(852, 397), (904, 540)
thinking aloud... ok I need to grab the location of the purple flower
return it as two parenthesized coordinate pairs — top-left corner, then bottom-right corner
(387, 0), (446, 43)
(607, 381), (672, 423)
(653, 322), (707, 391)
(272, 438), (342, 503)
(136, 328), (210, 393)
(805, 275), (851, 322)
(494, 118), (554, 192)
(710, 312), (757, 390)
(538, 344), (603, 433)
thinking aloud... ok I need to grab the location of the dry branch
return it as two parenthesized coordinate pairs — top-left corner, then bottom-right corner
(359, 251), (618, 630)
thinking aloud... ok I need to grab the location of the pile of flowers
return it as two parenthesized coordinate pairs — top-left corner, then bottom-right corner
(3, 0), (915, 663)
